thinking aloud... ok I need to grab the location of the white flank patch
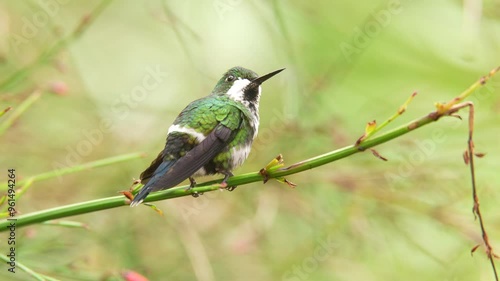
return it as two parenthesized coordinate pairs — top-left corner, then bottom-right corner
(167, 125), (207, 177)
(193, 167), (206, 177)
(231, 145), (252, 168)
(168, 124), (206, 142)
(252, 119), (259, 139)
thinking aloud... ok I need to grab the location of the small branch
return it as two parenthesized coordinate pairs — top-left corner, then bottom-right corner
(0, 106), (12, 118)
(0, 253), (50, 281)
(0, 69), (497, 281)
(42, 220), (89, 229)
(0, 90), (42, 136)
(0, 0), (114, 92)
(463, 102), (498, 280)
(436, 66), (500, 114)
(12, 152), (146, 188)
(357, 91), (418, 144)
(0, 152), (146, 217)
(0, 101), (479, 230)
(159, 0), (201, 66)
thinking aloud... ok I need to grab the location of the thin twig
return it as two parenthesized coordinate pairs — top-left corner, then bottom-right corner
(0, 0), (114, 91)
(463, 102), (498, 281)
(12, 152), (145, 188)
(0, 90), (42, 136)
(0, 106), (12, 118)
(0, 68), (497, 281)
(0, 98), (485, 230)
(0, 253), (50, 281)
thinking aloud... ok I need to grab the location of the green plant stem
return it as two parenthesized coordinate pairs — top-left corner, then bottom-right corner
(0, 67), (496, 232)
(0, 111), (439, 231)
(42, 220), (89, 229)
(13, 152), (145, 188)
(0, 106), (12, 118)
(0, 90), (42, 136)
(0, 152), (145, 218)
(0, 253), (47, 281)
(0, 0), (113, 92)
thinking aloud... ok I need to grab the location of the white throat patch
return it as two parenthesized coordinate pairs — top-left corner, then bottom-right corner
(226, 78), (251, 101)
(225, 78), (261, 138)
(226, 78), (262, 106)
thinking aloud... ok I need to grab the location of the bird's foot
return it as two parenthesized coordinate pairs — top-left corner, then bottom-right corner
(184, 177), (197, 191)
(186, 177), (203, 197)
(219, 172), (237, 191)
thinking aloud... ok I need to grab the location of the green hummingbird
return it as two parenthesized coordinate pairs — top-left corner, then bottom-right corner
(130, 66), (284, 207)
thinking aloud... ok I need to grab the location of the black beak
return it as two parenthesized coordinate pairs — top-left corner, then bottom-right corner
(246, 68), (285, 90)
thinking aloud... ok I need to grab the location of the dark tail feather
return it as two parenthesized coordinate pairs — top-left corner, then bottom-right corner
(129, 186), (152, 207)
(129, 160), (176, 207)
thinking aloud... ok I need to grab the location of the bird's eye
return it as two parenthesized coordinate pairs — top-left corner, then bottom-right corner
(225, 75), (235, 82)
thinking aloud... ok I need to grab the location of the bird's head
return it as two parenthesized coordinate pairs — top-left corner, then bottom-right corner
(212, 66), (284, 107)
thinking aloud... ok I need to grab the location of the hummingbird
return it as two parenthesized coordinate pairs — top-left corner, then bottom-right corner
(130, 66), (284, 207)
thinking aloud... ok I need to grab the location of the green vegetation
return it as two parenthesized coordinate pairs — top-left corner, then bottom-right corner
(1, 1), (499, 280)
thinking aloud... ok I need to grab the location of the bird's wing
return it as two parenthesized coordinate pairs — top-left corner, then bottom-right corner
(149, 122), (237, 191)
(138, 150), (164, 186)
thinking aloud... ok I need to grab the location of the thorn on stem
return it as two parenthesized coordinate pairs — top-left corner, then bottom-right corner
(463, 150), (470, 165)
(144, 203), (163, 216)
(2, 107), (12, 114)
(119, 190), (134, 201)
(471, 244), (481, 256)
(472, 202), (479, 220)
(282, 178), (297, 188)
(259, 168), (269, 184)
(370, 149), (388, 161)
(480, 76), (486, 85)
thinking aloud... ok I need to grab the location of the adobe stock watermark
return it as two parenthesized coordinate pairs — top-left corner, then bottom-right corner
(9, 0), (70, 52)
(247, 108), (294, 161)
(51, 65), (168, 179)
(466, 78), (500, 109)
(282, 233), (338, 281)
(339, 0), (404, 62)
(384, 125), (451, 185)
(213, 0), (243, 20)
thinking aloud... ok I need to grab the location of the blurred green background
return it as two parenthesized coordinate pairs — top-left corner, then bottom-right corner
(1, 0), (500, 280)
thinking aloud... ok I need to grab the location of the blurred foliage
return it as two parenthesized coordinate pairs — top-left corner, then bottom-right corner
(1, 0), (500, 280)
